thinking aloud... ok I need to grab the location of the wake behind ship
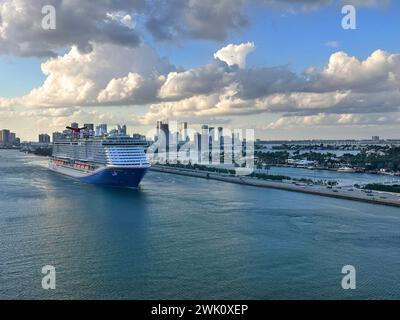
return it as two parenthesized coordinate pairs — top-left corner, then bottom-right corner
(49, 126), (150, 188)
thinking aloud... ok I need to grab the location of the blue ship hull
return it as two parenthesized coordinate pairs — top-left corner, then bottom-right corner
(80, 167), (148, 188)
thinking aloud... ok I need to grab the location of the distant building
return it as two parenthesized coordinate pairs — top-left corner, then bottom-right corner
(0, 129), (11, 146)
(84, 123), (94, 131)
(218, 127), (224, 146)
(372, 136), (380, 141)
(95, 124), (108, 136)
(109, 128), (118, 136)
(52, 132), (63, 142)
(159, 122), (170, 153)
(156, 121), (161, 141)
(70, 122), (79, 129)
(194, 132), (202, 162)
(208, 127), (215, 145)
(39, 134), (51, 143)
(10, 132), (16, 144)
(181, 122), (188, 142)
(117, 124), (127, 135)
(201, 126), (209, 163)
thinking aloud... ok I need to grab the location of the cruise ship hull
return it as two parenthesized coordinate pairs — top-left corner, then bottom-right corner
(49, 162), (148, 188)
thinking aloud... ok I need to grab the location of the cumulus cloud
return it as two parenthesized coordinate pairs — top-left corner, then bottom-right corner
(0, 0), (145, 56)
(140, 48), (400, 123)
(11, 42), (175, 107)
(158, 60), (233, 100)
(145, 0), (249, 41)
(266, 112), (400, 130)
(214, 42), (255, 69)
(308, 50), (400, 93)
(0, 0), (392, 57)
(1, 39), (400, 132)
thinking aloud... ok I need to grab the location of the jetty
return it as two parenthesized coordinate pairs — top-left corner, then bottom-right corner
(150, 165), (400, 208)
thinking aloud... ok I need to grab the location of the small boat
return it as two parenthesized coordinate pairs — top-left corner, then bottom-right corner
(337, 166), (356, 173)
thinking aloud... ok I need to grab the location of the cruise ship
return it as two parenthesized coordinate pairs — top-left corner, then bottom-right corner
(49, 127), (150, 188)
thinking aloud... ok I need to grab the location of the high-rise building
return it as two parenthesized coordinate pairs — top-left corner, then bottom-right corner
(201, 125), (209, 163)
(95, 124), (108, 136)
(372, 136), (380, 141)
(0, 129), (11, 146)
(194, 132), (202, 163)
(181, 122), (188, 142)
(70, 122), (79, 129)
(117, 124), (127, 135)
(52, 132), (63, 142)
(208, 127), (215, 145)
(10, 132), (16, 144)
(39, 133), (51, 143)
(218, 127), (224, 146)
(156, 121), (162, 141)
(159, 122), (170, 152)
(84, 123), (94, 131)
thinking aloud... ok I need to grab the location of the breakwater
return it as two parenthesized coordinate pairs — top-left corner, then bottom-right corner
(150, 165), (400, 208)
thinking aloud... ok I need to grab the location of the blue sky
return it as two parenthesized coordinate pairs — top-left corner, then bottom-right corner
(0, 0), (399, 140)
(2, 2), (399, 97)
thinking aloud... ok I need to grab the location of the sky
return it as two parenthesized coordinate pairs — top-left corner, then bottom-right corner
(0, 0), (399, 141)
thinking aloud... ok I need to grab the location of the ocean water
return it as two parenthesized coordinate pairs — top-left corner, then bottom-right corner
(266, 166), (397, 186)
(0, 149), (399, 299)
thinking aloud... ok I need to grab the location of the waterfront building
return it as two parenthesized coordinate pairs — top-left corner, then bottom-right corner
(181, 122), (188, 142)
(194, 132), (202, 163)
(39, 133), (51, 143)
(0, 129), (11, 146)
(95, 124), (108, 136)
(209, 127), (215, 145)
(84, 123), (94, 131)
(10, 132), (16, 144)
(218, 127), (224, 146)
(70, 122), (79, 129)
(159, 122), (170, 153)
(116, 124), (127, 136)
(52, 132), (64, 142)
(201, 126), (209, 163)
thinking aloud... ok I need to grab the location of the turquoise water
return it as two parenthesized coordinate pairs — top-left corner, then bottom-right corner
(0, 150), (399, 299)
(266, 166), (397, 186)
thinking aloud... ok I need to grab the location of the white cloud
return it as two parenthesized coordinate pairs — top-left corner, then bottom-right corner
(214, 42), (255, 69)
(5, 42), (174, 108)
(2, 42), (400, 135)
(106, 12), (136, 30)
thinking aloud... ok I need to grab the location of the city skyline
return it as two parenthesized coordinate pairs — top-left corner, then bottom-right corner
(1, 1), (400, 141)
(1, 119), (397, 145)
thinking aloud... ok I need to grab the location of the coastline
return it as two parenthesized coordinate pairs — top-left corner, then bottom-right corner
(150, 165), (400, 208)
